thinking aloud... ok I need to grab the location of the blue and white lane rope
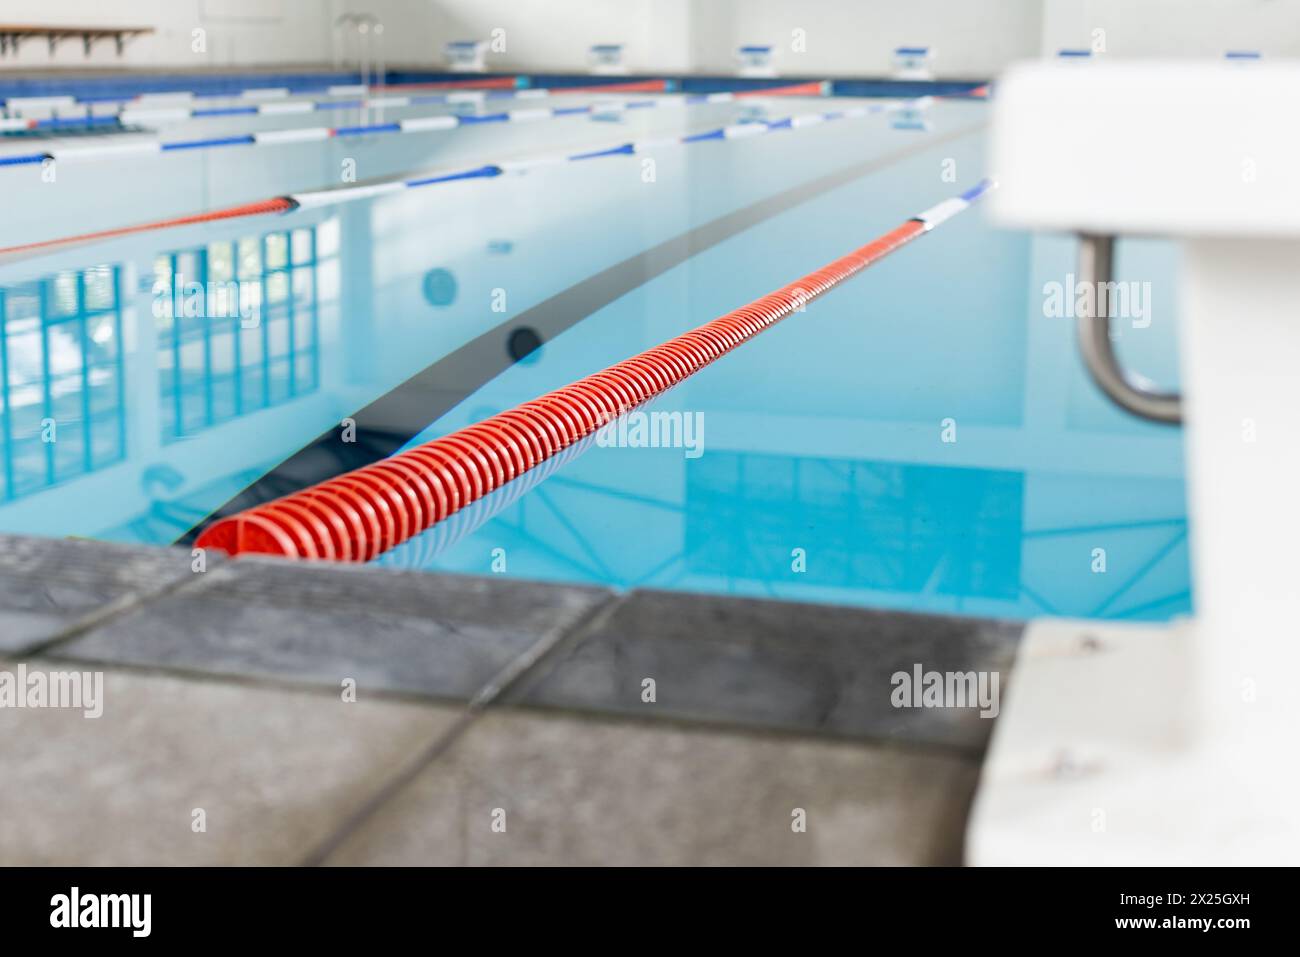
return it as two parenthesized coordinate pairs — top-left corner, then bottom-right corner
(0, 77), (524, 114)
(113, 80), (819, 125)
(0, 77), (827, 118)
(287, 98), (928, 208)
(1, 84), (842, 167)
(910, 178), (997, 230)
(0, 97), (938, 258)
(117, 87), (552, 126)
(1, 88), (580, 129)
(1, 78), (675, 125)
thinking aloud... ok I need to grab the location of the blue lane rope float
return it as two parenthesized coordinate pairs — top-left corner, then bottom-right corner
(0, 152), (45, 167)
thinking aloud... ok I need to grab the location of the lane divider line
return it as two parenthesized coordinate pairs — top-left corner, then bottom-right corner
(0, 77), (820, 119)
(0, 151), (44, 166)
(195, 179), (995, 561)
(0, 76), (522, 113)
(290, 97), (922, 204)
(0, 198), (297, 259)
(4, 78), (673, 127)
(380, 420), (606, 569)
(113, 81), (636, 125)
(5, 81), (830, 167)
(0, 96), (922, 258)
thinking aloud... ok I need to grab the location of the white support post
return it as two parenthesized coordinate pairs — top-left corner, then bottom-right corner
(968, 61), (1300, 865)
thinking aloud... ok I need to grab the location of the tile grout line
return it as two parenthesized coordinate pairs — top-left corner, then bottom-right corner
(490, 698), (993, 762)
(16, 563), (214, 659)
(32, 646), (999, 762)
(298, 590), (627, 867)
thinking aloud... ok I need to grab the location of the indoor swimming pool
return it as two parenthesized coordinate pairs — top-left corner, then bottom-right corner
(0, 76), (1189, 623)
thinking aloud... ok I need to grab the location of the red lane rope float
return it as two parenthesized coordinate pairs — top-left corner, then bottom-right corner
(559, 79), (670, 95)
(734, 81), (828, 98)
(0, 197), (296, 259)
(385, 76), (520, 92)
(197, 212), (947, 562)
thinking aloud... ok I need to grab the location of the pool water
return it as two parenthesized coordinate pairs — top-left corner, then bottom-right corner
(0, 87), (1190, 622)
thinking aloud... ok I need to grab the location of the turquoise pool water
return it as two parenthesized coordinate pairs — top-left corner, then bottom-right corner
(0, 88), (1190, 621)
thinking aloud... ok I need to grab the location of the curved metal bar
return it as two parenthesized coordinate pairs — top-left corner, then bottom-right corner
(1077, 233), (1182, 424)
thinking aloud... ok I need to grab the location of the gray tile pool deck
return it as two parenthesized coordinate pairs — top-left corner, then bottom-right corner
(0, 532), (1021, 865)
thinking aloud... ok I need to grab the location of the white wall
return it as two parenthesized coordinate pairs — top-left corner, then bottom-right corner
(411, 0), (1040, 78)
(0, 0), (336, 71)
(687, 0), (1042, 78)
(4, 1), (1297, 77)
(0, 0), (1038, 77)
(385, 0), (694, 75)
(1040, 0), (1300, 59)
(0, 0), (691, 74)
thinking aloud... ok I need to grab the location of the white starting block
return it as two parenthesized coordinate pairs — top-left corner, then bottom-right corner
(968, 62), (1300, 865)
(444, 40), (488, 73)
(735, 45), (776, 78)
(588, 43), (628, 76)
(891, 46), (934, 80)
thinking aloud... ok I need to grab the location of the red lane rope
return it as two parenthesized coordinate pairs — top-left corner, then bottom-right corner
(734, 81), (827, 98)
(381, 78), (668, 95)
(558, 79), (670, 94)
(0, 197), (297, 259)
(196, 217), (928, 561)
(382, 76), (519, 92)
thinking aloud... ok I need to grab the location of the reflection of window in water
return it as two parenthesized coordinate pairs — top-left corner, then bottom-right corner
(686, 451), (1025, 601)
(0, 266), (126, 501)
(155, 225), (326, 443)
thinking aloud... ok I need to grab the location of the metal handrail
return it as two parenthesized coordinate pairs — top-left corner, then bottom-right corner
(1076, 233), (1182, 424)
(333, 12), (384, 90)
